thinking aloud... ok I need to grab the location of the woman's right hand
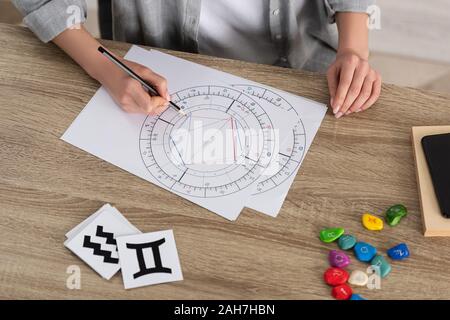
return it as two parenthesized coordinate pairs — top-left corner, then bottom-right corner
(53, 26), (170, 115)
(97, 58), (171, 115)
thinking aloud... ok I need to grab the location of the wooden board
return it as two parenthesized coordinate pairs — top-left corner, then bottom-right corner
(3, 23), (450, 299)
(412, 126), (450, 236)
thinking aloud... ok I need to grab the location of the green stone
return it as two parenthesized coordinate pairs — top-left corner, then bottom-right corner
(319, 228), (344, 243)
(370, 255), (392, 278)
(386, 204), (407, 226)
(338, 234), (357, 250)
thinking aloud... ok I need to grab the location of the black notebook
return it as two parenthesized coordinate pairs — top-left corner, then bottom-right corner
(421, 133), (450, 218)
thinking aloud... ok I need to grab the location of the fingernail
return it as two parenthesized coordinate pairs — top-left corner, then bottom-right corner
(345, 111), (351, 115)
(330, 97), (334, 107)
(333, 105), (340, 114)
(355, 109), (362, 113)
(335, 112), (343, 119)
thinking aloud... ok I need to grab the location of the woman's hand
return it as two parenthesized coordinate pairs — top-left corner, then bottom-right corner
(328, 12), (382, 119)
(327, 49), (382, 118)
(97, 58), (170, 115)
(53, 26), (170, 115)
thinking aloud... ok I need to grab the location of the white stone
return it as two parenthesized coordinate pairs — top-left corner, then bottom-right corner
(348, 270), (369, 286)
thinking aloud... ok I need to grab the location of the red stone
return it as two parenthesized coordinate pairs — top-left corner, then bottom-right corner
(324, 267), (349, 286)
(332, 284), (353, 300)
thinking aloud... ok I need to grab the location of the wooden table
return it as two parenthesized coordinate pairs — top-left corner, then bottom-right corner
(1, 23), (450, 300)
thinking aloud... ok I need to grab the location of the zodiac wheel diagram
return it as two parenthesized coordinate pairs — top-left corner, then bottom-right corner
(139, 85), (275, 198)
(232, 85), (307, 195)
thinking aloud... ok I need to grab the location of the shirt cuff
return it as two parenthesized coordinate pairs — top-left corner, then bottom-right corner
(22, 0), (87, 43)
(324, 0), (376, 24)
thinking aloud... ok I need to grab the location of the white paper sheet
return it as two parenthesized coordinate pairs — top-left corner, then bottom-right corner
(62, 46), (299, 221)
(241, 88), (327, 216)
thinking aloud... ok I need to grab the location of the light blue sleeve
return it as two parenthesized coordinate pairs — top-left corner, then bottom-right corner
(12, 0), (87, 42)
(324, 0), (376, 23)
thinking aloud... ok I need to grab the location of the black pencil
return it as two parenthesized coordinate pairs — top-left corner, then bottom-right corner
(98, 46), (186, 116)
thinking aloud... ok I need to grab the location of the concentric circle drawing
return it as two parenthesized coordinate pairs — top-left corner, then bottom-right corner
(139, 85), (275, 198)
(232, 85), (307, 195)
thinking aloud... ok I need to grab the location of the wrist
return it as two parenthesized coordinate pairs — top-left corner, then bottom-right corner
(337, 47), (369, 61)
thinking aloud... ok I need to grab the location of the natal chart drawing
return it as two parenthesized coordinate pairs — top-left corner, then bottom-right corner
(139, 85), (277, 198)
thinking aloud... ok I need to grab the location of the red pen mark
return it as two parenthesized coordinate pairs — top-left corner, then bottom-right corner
(230, 117), (236, 162)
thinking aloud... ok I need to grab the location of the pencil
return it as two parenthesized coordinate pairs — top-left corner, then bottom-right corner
(98, 46), (186, 116)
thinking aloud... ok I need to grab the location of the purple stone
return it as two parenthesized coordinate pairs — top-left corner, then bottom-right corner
(329, 250), (350, 268)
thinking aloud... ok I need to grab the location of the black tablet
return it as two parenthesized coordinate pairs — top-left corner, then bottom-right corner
(421, 133), (450, 218)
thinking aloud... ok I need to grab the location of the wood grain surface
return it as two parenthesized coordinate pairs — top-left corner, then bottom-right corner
(1, 23), (450, 300)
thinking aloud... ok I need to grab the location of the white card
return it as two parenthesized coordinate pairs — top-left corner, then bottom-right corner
(65, 203), (111, 239)
(64, 207), (141, 279)
(116, 230), (183, 289)
(65, 204), (138, 240)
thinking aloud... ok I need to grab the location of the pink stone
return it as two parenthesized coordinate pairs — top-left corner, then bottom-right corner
(329, 250), (350, 268)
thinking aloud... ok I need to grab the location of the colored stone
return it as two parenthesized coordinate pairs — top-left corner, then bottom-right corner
(370, 255), (392, 278)
(386, 204), (408, 226)
(324, 267), (349, 286)
(319, 228), (344, 243)
(362, 213), (384, 231)
(329, 250), (351, 268)
(350, 294), (366, 300)
(332, 284), (352, 300)
(387, 243), (410, 260)
(354, 242), (377, 262)
(338, 234), (357, 250)
(348, 270), (369, 286)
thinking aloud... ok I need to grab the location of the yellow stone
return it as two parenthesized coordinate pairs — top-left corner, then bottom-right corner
(362, 213), (383, 231)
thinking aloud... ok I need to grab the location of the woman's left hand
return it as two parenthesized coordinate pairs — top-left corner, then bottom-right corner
(327, 49), (382, 118)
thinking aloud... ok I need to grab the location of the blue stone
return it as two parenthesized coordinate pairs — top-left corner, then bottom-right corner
(370, 255), (392, 278)
(350, 294), (366, 300)
(354, 242), (377, 262)
(387, 243), (410, 260)
(338, 234), (357, 250)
